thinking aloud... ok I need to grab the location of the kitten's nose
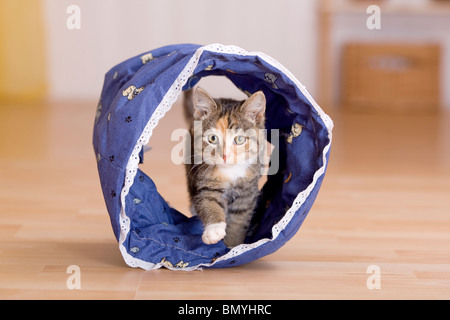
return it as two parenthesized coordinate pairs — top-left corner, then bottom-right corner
(223, 154), (227, 163)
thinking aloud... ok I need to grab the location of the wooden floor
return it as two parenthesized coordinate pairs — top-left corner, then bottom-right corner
(0, 99), (449, 300)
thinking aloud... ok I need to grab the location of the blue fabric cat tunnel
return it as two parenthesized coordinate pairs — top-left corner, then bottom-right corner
(93, 44), (333, 270)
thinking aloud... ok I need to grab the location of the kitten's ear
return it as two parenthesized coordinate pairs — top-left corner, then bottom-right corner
(241, 91), (266, 124)
(193, 87), (217, 120)
(183, 89), (194, 124)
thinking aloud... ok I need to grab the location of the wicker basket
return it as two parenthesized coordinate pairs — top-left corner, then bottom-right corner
(342, 43), (440, 112)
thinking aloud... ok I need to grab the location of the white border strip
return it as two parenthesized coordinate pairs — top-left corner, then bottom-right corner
(118, 44), (333, 271)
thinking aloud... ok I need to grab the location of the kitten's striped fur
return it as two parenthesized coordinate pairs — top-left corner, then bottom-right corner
(184, 87), (266, 247)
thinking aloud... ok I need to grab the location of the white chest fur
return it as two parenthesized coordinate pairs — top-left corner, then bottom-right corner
(217, 164), (249, 182)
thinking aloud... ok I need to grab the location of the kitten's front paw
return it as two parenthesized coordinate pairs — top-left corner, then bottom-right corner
(202, 222), (226, 245)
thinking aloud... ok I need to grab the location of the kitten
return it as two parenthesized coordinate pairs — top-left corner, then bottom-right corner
(184, 87), (266, 247)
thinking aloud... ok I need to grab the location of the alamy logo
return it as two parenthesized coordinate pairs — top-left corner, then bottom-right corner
(66, 5), (81, 30)
(66, 265), (81, 290)
(170, 122), (280, 175)
(366, 265), (381, 290)
(366, 5), (381, 30)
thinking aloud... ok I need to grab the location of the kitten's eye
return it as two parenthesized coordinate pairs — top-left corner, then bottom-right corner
(234, 135), (246, 145)
(207, 134), (219, 144)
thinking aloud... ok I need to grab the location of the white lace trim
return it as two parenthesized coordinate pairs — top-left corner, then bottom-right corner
(118, 44), (333, 271)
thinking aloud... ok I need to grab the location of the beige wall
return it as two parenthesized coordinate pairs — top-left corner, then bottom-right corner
(43, 0), (319, 100)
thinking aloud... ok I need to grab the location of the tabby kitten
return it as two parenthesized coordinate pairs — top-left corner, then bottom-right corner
(184, 87), (266, 248)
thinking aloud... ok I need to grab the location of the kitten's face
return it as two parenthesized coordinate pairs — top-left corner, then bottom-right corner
(192, 87), (266, 167)
(203, 119), (257, 166)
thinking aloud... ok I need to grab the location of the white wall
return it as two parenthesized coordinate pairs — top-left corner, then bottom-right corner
(43, 0), (319, 101)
